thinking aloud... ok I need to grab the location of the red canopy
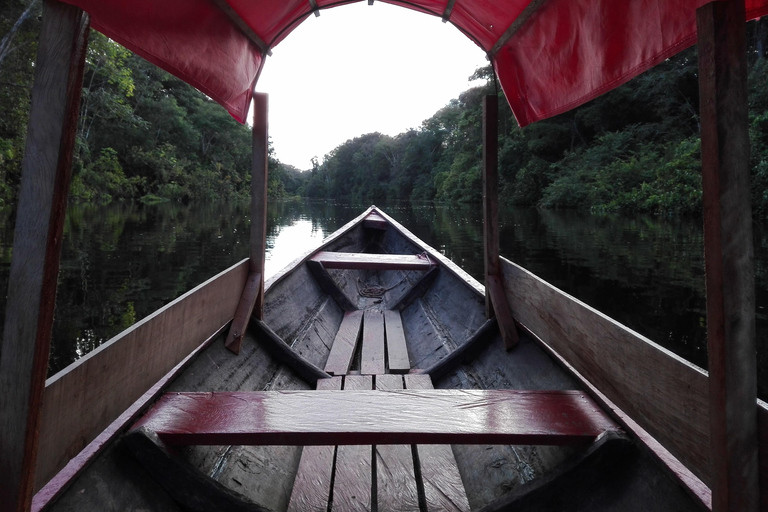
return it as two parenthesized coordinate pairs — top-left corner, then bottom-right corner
(62, 0), (768, 125)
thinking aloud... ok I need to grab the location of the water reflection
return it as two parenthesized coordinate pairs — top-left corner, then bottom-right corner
(1, 199), (767, 398)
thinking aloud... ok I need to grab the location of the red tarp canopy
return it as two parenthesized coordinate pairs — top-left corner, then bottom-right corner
(62, 0), (768, 126)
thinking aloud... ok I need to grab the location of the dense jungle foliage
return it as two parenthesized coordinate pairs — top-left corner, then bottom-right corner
(2, 1), (768, 215)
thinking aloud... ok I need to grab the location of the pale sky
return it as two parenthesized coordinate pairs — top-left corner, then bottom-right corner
(255, 1), (489, 170)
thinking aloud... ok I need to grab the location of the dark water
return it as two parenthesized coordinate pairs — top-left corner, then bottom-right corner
(1, 199), (767, 398)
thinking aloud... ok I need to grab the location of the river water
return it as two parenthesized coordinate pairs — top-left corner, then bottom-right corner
(1, 199), (767, 398)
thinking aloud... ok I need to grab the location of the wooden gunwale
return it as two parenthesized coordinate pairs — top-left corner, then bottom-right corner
(34, 258), (250, 493)
(31, 322), (229, 512)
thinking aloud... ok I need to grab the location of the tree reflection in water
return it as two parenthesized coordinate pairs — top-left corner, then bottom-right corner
(0, 199), (766, 399)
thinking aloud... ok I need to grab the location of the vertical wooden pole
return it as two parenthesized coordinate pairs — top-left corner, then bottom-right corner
(697, 2), (758, 510)
(483, 94), (500, 319)
(0, 1), (89, 510)
(251, 92), (269, 318)
(482, 95), (518, 350)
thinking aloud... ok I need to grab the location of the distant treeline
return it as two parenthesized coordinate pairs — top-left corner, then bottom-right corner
(299, 19), (768, 216)
(3, 1), (768, 215)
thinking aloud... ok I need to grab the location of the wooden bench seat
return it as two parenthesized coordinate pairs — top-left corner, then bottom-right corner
(131, 389), (620, 446)
(310, 251), (434, 270)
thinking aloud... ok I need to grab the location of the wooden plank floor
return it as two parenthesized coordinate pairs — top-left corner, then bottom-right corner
(405, 374), (471, 512)
(375, 375), (420, 511)
(287, 376), (342, 512)
(332, 375), (373, 511)
(384, 310), (410, 373)
(361, 311), (385, 375)
(324, 311), (363, 376)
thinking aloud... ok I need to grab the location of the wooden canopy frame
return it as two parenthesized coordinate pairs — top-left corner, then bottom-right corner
(0, 1), (760, 511)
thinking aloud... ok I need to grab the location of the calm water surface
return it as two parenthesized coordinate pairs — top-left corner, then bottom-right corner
(1, 199), (767, 398)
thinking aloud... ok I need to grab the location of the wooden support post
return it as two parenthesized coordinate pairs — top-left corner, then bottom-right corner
(697, 2), (759, 511)
(225, 93), (268, 353)
(483, 95), (519, 350)
(0, 2), (89, 510)
(251, 93), (269, 317)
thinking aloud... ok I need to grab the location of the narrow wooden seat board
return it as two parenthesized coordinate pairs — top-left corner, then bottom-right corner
(133, 389), (619, 446)
(383, 310), (410, 373)
(324, 311), (364, 375)
(375, 375), (419, 511)
(404, 374), (471, 512)
(287, 377), (342, 512)
(361, 310), (385, 375)
(333, 375), (373, 511)
(363, 212), (388, 230)
(310, 251), (433, 270)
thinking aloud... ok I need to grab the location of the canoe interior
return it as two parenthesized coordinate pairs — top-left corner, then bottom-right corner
(46, 209), (704, 512)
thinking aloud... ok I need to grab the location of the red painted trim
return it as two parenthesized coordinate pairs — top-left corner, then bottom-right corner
(132, 389), (620, 447)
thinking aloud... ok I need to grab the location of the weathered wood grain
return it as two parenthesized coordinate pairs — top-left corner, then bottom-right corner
(483, 95), (518, 350)
(132, 389), (619, 446)
(35, 259), (249, 492)
(248, 318), (330, 385)
(384, 310), (410, 373)
(251, 93), (268, 318)
(287, 377), (342, 512)
(333, 375), (373, 511)
(422, 319), (497, 381)
(225, 271), (261, 354)
(374, 375), (419, 511)
(500, 257), (713, 484)
(311, 251), (434, 270)
(361, 310), (386, 375)
(389, 266), (440, 311)
(697, 3), (759, 511)
(363, 211), (388, 230)
(306, 259), (356, 311)
(325, 311), (364, 375)
(405, 374), (470, 512)
(0, 2), (89, 508)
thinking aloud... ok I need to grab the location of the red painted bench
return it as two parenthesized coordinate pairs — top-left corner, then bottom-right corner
(132, 388), (619, 446)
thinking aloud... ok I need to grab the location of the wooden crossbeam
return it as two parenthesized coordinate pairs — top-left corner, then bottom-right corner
(311, 251), (434, 270)
(306, 259), (356, 311)
(132, 389), (620, 446)
(363, 211), (388, 230)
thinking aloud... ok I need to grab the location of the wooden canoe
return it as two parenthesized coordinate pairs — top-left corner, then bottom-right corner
(35, 206), (725, 511)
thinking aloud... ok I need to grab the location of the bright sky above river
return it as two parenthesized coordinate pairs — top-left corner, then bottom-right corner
(255, 1), (489, 170)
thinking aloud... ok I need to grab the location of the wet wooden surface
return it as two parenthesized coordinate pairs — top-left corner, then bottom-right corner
(311, 251), (434, 270)
(405, 374), (470, 512)
(383, 311), (410, 373)
(287, 377), (342, 512)
(133, 389), (619, 446)
(361, 311), (385, 375)
(333, 375), (373, 511)
(374, 375), (419, 511)
(325, 311), (363, 375)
